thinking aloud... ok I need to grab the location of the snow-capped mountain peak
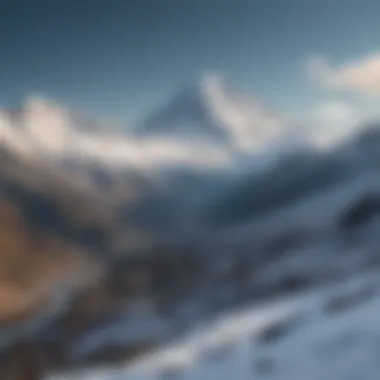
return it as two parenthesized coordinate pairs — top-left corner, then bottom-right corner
(198, 72), (229, 102)
(23, 94), (63, 117)
(0, 95), (115, 156)
(138, 73), (286, 152)
(20, 95), (105, 137)
(22, 96), (74, 146)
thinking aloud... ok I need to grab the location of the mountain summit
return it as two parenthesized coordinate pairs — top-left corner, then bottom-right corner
(137, 73), (285, 151)
(0, 96), (117, 157)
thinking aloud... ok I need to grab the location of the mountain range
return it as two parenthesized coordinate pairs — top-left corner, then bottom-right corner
(1, 74), (380, 379)
(0, 74), (290, 166)
(137, 73), (286, 151)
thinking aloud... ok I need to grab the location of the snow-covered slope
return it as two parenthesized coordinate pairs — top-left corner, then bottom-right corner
(48, 268), (380, 380)
(137, 73), (287, 152)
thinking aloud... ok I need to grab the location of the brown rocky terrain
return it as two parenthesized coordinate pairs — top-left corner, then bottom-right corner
(0, 148), (106, 379)
(0, 147), (202, 379)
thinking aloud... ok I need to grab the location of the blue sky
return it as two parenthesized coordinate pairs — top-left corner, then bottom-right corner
(1, 0), (380, 127)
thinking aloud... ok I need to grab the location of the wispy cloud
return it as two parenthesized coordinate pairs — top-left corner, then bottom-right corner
(303, 52), (380, 146)
(313, 101), (356, 126)
(306, 53), (380, 95)
(308, 101), (360, 147)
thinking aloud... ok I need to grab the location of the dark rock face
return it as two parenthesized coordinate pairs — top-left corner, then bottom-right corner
(206, 151), (350, 227)
(257, 315), (305, 345)
(88, 164), (114, 190)
(1, 179), (70, 237)
(0, 179), (109, 252)
(323, 285), (376, 315)
(80, 341), (157, 366)
(0, 340), (43, 380)
(338, 195), (380, 230)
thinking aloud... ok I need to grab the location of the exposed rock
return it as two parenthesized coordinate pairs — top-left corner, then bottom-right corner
(338, 195), (380, 230)
(257, 315), (304, 345)
(323, 284), (376, 315)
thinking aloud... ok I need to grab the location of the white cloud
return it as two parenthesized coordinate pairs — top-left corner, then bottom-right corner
(306, 53), (380, 95)
(304, 52), (380, 147)
(313, 101), (356, 126)
(308, 101), (358, 148)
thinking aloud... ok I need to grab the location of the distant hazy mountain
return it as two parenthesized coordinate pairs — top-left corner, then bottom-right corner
(0, 95), (111, 156)
(137, 73), (286, 152)
(0, 93), (236, 171)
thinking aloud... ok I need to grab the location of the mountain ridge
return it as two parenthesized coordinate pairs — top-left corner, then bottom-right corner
(137, 73), (286, 152)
